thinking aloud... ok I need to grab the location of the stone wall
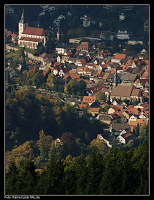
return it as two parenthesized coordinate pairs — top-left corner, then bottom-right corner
(24, 51), (44, 63)
(5, 44), (44, 63)
(5, 44), (18, 51)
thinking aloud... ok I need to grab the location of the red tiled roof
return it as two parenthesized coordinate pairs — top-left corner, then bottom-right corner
(112, 53), (126, 60)
(22, 27), (45, 36)
(69, 70), (76, 74)
(77, 58), (86, 64)
(78, 103), (87, 109)
(54, 62), (61, 66)
(90, 108), (100, 112)
(122, 132), (134, 139)
(19, 37), (41, 42)
(69, 74), (81, 79)
(82, 96), (96, 103)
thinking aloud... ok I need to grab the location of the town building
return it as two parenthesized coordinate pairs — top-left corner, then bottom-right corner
(116, 30), (129, 40)
(18, 10), (46, 49)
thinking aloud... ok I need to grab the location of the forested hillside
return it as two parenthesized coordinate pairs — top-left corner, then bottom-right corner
(5, 5), (149, 39)
(5, 140), (149, 195)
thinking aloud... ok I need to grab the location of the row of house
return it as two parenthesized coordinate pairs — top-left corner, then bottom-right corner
(6, 14), (149, 147)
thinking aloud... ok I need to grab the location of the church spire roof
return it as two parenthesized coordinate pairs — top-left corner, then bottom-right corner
(113, 69), (118, 88)
(20, 9), (24, 23)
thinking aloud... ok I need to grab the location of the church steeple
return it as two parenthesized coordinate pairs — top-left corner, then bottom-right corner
(18, 9), (28, 41)
(113, 69), (118, 88)
(20, 9), (24, 23)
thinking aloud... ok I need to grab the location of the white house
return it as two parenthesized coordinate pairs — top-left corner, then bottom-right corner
(80, 15), (95, 27)
(117, 132), (134, 144)
(129, 115), (137, 122)
(119, 13), (125, 21)
(97, 134), (112, 148)
(139, 112), (146, 119)
(57, 55), (61, 63)
(56, 47), (66, 55)
(116, 30), (129, 40)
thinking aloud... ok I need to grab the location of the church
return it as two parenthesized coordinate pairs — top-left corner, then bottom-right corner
(18, 10), (46, 49)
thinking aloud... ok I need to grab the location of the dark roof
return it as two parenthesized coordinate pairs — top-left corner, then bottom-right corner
(110, 85), (133, 97)
(98, 114), (112, 121)
(122, 132), (134, 139)
(131, 67), (140, 74)
(122, 72), (137, 82)
(112, 123), (130, 132)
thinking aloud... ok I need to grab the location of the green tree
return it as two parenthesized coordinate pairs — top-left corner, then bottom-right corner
(73, 154), (87, 194)
(5, 71), (11, 84)
(16, 158), (38, 194)
(78, 80), (87, 96)
(96, 91), (106, 101)
(131, 141), (149, 194)
(38, 130), (46, 161)
(99, 149), (134, 194)
(18, 48), (25, 59)
(86, 150), (103, 194)
(21, 57), (28, 72)
(134, 124), (140, 137)
(89, 138), (109, 155)
(5, 161), (19, 194)
(37, 41), (45, 55)
(139, 122), (148, 138)
(46, 73), (56, 88)
(36, 154), (64, 194)
(64, 79), (78, 95)
(45, 38), (56, 54)
(102, 105), (110, 112)
(62, 160), (76, 194)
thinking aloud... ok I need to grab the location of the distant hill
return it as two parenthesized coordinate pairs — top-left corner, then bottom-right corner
(5, 5), (149, 39)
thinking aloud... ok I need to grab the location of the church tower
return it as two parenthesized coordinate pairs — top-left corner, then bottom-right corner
(113, 69), (118, 88)
(18, 9), (28, 39)
(57, 28), (61, 41)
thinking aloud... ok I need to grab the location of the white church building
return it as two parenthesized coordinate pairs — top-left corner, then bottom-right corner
(18, 10), (46, 49)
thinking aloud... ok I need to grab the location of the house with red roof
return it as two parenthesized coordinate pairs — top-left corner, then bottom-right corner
(82, 96), (96, 105)
(18, 10), (46, 49)
(76, 42), (89, 52)
(111, 53), (126, 64)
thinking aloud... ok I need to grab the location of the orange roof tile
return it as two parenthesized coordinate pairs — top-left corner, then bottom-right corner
(112, 53), (126, 60)
(90, 108), (100, 112)
(102, 72), (109, 80)
(82, 96), (96, 103)
(141, 71), (149, 78)
(78, 103), (87, 109)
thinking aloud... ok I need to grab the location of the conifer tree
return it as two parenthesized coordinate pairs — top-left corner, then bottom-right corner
(73, 154), (87, 194)
(38, 130), (46, 161)
(85, 149), (103, 194)
(15, 158), (37, 195)
(36, 153), (64, 194)
(5, 161), (19, 195)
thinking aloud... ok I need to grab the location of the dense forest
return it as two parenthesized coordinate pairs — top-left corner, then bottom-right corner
(5, 86), (107, 167)
(5, 86), (149, 195)
(5, 140), (149, 195)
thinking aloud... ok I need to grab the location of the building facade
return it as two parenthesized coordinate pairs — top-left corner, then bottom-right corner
(18, 10), (46, 49)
